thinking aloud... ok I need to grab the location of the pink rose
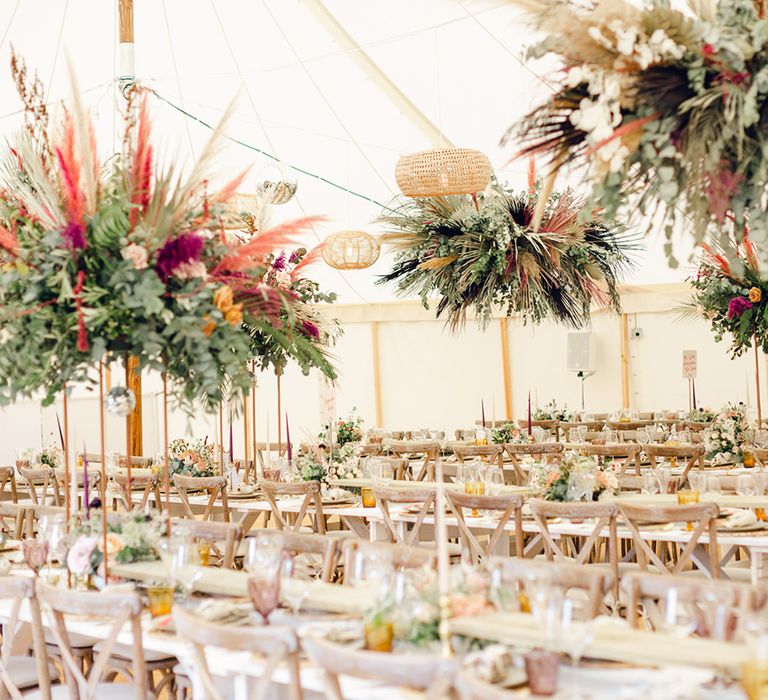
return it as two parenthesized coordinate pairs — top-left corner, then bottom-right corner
(67, 536), (98, 577)
(122, 243), (149, 270)
(175, 261), (207, 280)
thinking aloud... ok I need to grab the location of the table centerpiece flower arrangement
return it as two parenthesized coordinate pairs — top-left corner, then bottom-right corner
(66, 511), (161, 587)
(526, 453), (619, 502)
(508, 0), (768, 261)
(320, 408), (364, 448)
(703, 402), (751, 465)
(0, 55), (330, 412)
(533, 400), (573, 422)
(491, 424), (527, 445)
(37, 446), (61, 469)
(688, 408), (717, 424)
(166, 438), (216, 478)
(378, 180), (637, 330)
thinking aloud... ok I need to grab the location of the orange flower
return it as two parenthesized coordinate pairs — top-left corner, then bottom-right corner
(202, 315), (217, 336)
(749, 287), (762, 303)
(225, 303), (244, 326)
(213, 285), (234, 312)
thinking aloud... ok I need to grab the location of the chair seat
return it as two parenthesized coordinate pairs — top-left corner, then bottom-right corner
(26, 684), (156, 700)
(94, 640), (176, 663)
(3, 656), (58, 689)
(45, 629), (96, 649)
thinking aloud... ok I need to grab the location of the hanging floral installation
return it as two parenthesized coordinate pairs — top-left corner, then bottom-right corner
(685, 234), (768, 356)
(506, 0), (768, 264)
(245, 244), (341, 379)
(0, 55), (334, 411)
(377, 179), (638, 329)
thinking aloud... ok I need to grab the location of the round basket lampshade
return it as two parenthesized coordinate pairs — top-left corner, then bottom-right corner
(220, 192), (260, 231)
(322, 231), (381, 270)
(395, 147), (492, 197)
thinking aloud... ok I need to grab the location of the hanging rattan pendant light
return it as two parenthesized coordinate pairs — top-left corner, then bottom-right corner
(395, 147), (492, 197)
(322, 230), (381, 270)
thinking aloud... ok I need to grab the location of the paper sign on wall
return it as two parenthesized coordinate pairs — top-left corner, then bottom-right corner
(682, 350), (697, 379)
(318, 377), (336, 430)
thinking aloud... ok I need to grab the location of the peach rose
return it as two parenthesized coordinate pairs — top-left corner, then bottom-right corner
(750, 287), (762, 303)
(213, 285), (234, 312)
(122, 243), (148, 270)
(202, 315), (217, 337)
(225, 303), (243, 326)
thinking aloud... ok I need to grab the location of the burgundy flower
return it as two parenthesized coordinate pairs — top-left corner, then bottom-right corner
(272, 252), (287, 271)
(61, 221), (87, 251)
(301, 320), (320, 339)
(727, 296), (752, 320)
(155, 232), (204, 281)
(288, 251), (299, 264)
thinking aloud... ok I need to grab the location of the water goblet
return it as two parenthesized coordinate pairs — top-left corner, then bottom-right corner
(641, 471), (660, 495)
(248, 571), (281, 624)
(22, 539), (49, 577)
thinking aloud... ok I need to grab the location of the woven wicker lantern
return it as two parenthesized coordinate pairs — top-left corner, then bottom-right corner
(256, 164), (297, 205)
(322, 230), (380, 270)
(395, 147), (492, 197)
(220, 192), (260, 232)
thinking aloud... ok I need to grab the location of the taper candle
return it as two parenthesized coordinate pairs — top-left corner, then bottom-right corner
(83, 444), (89, 518)
(56, 413), (65, 450)
(527, 391), (532, 435)
(692, 379), (697, 410)
(228, 411), (234, 464)
(286, 413), (292, 462)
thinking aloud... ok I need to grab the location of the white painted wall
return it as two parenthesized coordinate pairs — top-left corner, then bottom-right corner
(0, 284), (760, 464)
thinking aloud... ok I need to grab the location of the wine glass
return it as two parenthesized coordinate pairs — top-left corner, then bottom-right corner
(248, 571), (281, 625)
(658, 587), (697, 638)
(688, 471), (706, 494)
(22, 539), (49, 577)
(484, 468), (505, 496)
(244, 534), (283, 574)
(577, 425), (588, 443)
(560, 598), (595, 699)
(737, 475), (759, 497)
(641, 471), (660, 495)
(281, 556), (310, 616)
(705, 477), (722, 496)
(636, 427), (650, 449)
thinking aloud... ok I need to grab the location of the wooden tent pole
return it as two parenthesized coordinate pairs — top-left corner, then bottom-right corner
(499, 318), (512, 420)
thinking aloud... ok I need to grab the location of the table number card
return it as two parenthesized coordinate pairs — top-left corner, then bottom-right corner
(682, 350), (697, 379)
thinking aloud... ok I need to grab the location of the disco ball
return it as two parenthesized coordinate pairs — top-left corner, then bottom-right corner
(105, 386), (136, 417)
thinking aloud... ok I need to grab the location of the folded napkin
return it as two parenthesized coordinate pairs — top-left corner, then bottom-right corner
(235, 483), (257, 495)
(194, 599), (250, 625)
(722, 509), (758, 529)
(463, 644), (514, 684)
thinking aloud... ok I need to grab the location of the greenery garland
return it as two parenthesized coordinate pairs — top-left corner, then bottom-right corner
(508, 0), (768, 265)
(377, 182), (638, 328)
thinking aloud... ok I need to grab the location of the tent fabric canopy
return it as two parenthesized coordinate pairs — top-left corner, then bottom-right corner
(0, 0), (690, 307)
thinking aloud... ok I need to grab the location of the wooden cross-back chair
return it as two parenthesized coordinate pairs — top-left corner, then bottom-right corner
(0, 504), (65, 540)
(0, 467), (17, 504)
(173, 518), (243, 569)
(16, 466), (59, 506)
(260, 479), (325, 535)
(36, 581), (149, 700)
(445, 491), (525, 563)
(362, 456), (408, 482)
(492, 557), (615, 621)
(112, 471), (163, 514)
(566, 443), (641, 475)
(503, 443), (564, 485)
(248, 528), (339, 582)
(358, 443), (382, 458)
(560, 421), (604, 433)
(342, 539), (437, 583)
(644, 444), (705, 479)
(373, 486), (437, 547)
(172, 474), (230, 523)
(754, 448), (768, 469)
(451, 444), (504, 467)
(620, 502), (721, 578)
(528, 499), (620, 600)
(54, 468), (101, 510)
(517, 419), (559, 440)
(302, 634), (455, 700)
(383, 441), (439, 481)
(0, 576), (53, 699)
(621, 571), (766, 637)
(175, 605), (302, 700)
(606, 420), (653, 432)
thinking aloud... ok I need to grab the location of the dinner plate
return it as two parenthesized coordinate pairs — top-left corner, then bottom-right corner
(716, 521), (768, 533)
(500, 667), (527, 688)
(228, 490), (260, 499)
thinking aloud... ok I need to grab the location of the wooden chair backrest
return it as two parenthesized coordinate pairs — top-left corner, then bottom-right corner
(16, 465), (59, 506)
(248, 529), (338, 582)
(754, 448), (768, 469)
(620, 502), (720, 578)
(0, 503), (65, 540)
(358, 444), (382, 457)
(172, 474), (230, 523)
(0, 576), (50, 699)
(606, 421), (652, 431)
(528, 498), (619, 599)
(622, 571), (766, 635)
(568, 443), (641, 475)
(302, 634), (455, 698)
(342, 539), (437, 582)
(384, 441), (439, 481)
(0, 467), (17, 504)
(173, 604), (301, 700)
(172, 518), (242, 569)
(116, 455), (153, 468)
(259, 479), (325, 534)
(113, 472), (161, 513)
(36, 581), (147, 699)
(644, 444), (705, 478)
(492, 557), (613, 620)
(560, 421), (603, 432)
(445, 491), (525, 562)
(502, 443), (564, 484)
(373, 486), (435, 546)
(365, 456), (409, 481)
(452, 444), (503, 467)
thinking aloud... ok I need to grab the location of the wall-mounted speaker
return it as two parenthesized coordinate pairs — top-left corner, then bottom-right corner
(567, 332), (594, 372)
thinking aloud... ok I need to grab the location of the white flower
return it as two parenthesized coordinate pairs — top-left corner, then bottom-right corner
(273, 270), (291, 288)
(612, 25), (638, 56)
(122, 243), (148, 270)
(175, 261), (208, 280)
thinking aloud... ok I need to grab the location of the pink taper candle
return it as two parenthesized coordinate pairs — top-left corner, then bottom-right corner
(528, 391), (532, 435)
